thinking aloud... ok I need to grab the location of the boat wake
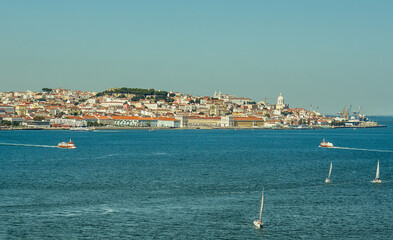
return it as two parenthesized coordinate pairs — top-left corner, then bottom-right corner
(0, 143), (58, 148)
(331, 147), (393, 153)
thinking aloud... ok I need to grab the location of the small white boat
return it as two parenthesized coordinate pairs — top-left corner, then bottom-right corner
(325, 161), (332, 183)
(320, 139), (333, 148)
(253, 189), (264, 229)
(69, 127), (91, 131)
(371, 160), (382, 183)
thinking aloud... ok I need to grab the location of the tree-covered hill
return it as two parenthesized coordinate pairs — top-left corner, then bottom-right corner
(96, 87), (170, 102)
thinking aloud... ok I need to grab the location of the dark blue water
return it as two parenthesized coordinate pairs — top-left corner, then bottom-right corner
(1, 117), (393, 239)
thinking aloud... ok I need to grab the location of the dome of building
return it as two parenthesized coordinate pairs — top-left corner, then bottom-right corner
(277, 93), (284, 104)
(276, 93), (285, 109)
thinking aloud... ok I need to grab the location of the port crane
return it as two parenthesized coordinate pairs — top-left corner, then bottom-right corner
(338, 105), (346, 118)
(346, 105), (352, 119)
(353, 106), (361, 118)
(338, 105), (353, 120)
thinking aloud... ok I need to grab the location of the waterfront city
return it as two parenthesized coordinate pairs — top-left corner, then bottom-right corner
(0, 88), (382, 130)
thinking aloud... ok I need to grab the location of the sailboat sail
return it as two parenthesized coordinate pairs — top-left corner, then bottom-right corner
(328, 161), (332, 179)
(376, 160), (380, 179)
(259, 189), (264, 221)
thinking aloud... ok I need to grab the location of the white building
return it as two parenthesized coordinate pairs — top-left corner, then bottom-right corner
(276, 93), (288, 110)
(175, 116), (188, 128)
(50, 118), (87, 127)
(276, 93), (284, 109)
(157, 117), (180, 128)
(221, 115), (234, 127)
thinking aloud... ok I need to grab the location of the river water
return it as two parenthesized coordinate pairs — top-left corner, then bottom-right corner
(1, 117), (393, 239)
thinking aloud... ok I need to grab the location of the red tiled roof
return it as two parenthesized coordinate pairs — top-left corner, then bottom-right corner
(188, 116), (221, 120)
(82, 115), (97, 119)
(95, 115), (110, 120)
(234, 117), (263, 121)
(158, 117), (179, 121)
(110, 116), (157, 121)
(67, 116), (84, 120)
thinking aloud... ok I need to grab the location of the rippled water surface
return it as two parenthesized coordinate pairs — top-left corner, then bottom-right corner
(1, 117), (393, 239)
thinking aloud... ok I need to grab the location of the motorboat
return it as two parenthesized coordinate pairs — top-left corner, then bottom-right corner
(58, 139), (76, 149)
(320, 139), (333, 148)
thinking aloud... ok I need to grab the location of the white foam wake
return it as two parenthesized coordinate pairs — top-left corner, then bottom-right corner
(331, 146), (393, 153)
(0, 143), (57, 148)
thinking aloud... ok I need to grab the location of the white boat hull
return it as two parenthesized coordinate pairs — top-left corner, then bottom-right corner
(70, 128), (90, 131)
(58, 139), (76, 149)
(320, 139), (333, 148)
(253, 220), (263, 228)
(371, 179), (382, 184)
(325, 178), (331, 183)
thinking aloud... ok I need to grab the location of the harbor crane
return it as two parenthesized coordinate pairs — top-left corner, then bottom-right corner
(338, 105), (352, 120)
(345, 105), (352, 119)
(338, 105), (346, 118)
(353, 106), (361, 118)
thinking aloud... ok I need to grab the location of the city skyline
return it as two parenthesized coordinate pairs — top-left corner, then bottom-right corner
(0, 87), (384, 117)
(1, 87), (383, 129)
(1, 1), (393, 115)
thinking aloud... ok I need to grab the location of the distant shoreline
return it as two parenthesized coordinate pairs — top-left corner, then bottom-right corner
(0, 125), (387, 131)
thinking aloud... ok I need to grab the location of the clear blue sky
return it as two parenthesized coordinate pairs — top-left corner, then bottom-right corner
(1, 0), (393, 115)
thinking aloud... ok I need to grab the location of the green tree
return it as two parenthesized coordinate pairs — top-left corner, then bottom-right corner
(1, 120), (12, 126)
(42, 88), (52, 92)
(33, 116), (45, 121)
(331, 120), (345, 126)
(96, 87), (168, 100)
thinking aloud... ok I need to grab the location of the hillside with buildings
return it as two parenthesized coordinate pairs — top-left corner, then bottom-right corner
(0, 88), (381, 129)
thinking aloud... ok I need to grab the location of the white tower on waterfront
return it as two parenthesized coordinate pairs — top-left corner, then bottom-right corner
(276, 93), (285, 110)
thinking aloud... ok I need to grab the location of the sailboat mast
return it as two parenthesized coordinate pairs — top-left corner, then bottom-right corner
(259, 189), (264, 221)
(328, 161), (332, 179)
(376, 160), (380, 179)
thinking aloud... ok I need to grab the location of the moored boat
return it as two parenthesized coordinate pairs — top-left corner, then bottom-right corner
(58, 139), (76, 149)
(69, 127), (91, 131)
(320, 139), (333, 148)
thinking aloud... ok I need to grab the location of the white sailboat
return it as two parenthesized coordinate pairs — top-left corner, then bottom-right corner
(325, 161), (332, 183)
(253, 189), (264, 229)
(371, 160), (382, 183)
